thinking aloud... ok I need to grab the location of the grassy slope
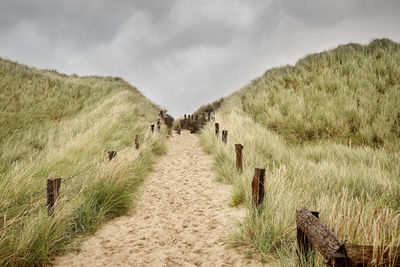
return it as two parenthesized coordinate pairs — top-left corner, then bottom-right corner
(0, 58), (167, 266)
(198, 39), (400, 266)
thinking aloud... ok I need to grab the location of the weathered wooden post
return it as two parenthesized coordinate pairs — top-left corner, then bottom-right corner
(252, 168), (265, 208)
(47, 178), (61, 216)
(222, 130), (228, 144)
(203, 113), (206, 122)
(157, 119), (161, 132)
(215, 123), (219, 135)
(297, 209), (319, 261)
(159, 110), (164, 118)
(108, 151), (117, 161)
(135, 135), (140, 149)
(235, 144), (243, 172)
(151, 124), (155, 133)
(296, 208), (344, 265)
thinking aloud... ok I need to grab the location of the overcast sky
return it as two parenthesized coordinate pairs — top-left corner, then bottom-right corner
(1, 0), (399, 117)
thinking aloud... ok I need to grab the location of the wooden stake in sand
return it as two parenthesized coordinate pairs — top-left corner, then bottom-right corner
(222, 130), (228, 144)
(235, 144), (243, 172)
(252, 168), (265, 208)
(47, 178), (61, 216)
(135, 135), (140, 149)
(151, 124), (155, 133)
(108, 151), (117, 161)
(215, 123), (219, 136)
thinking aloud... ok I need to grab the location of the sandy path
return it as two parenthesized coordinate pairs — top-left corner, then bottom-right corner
(56, 131), (257, 266)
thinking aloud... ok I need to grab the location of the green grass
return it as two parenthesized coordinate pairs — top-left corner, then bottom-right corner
(198, 39), (400, 266)
(0, 58), (168, 266)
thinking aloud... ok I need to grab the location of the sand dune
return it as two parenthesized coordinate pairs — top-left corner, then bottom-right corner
(56, 131), (259, 266)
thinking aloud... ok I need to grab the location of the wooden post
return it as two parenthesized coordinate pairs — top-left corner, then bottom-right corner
(47, 178), (61, 216)
(208, 112), (211, 121)
(296, 208), (344, 264)
(203, 113), (206, 122)
(135, 135), (140, 149)
(297, 210), (319, 261)
(215, 123), (219, 135)
(252, 168), (265, 208)
(160, 110), (164, 118)
(235, 144), (243, 172)
(108, 151), (117, 161)
(151, 124), (155, 133)
(222, 130), (228, 144)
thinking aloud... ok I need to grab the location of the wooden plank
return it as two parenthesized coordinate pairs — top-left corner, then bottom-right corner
(296, 207), (344, 263)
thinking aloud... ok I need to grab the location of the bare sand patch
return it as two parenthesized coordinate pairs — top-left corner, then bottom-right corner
(55, 131), (259, 266)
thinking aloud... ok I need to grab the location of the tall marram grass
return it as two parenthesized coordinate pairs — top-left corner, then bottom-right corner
(0, 58), (168, 266)
(198, 39), (400, 266)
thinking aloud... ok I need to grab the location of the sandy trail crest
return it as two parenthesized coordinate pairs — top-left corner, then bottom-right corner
(56, 131), (257, 266)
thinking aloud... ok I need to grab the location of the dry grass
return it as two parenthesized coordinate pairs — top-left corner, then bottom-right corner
(0, 58), (168, 266)
(198, 39), (400, 266)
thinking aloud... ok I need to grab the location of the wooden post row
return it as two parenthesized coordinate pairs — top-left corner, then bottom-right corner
(47, 178), (61, 216)
(135, 135), (140, 149)
(108, 151), (117, 161)
(235, 144), (243, 172)
(252, 168), (265, 208)
(215, 123), (219, 136)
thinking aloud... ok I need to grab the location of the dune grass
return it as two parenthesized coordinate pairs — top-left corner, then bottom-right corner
(198, 39), (400, 266)
(0, 58), (168, 266)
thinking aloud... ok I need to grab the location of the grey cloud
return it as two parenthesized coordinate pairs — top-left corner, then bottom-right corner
(0, 0), (399, 117)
